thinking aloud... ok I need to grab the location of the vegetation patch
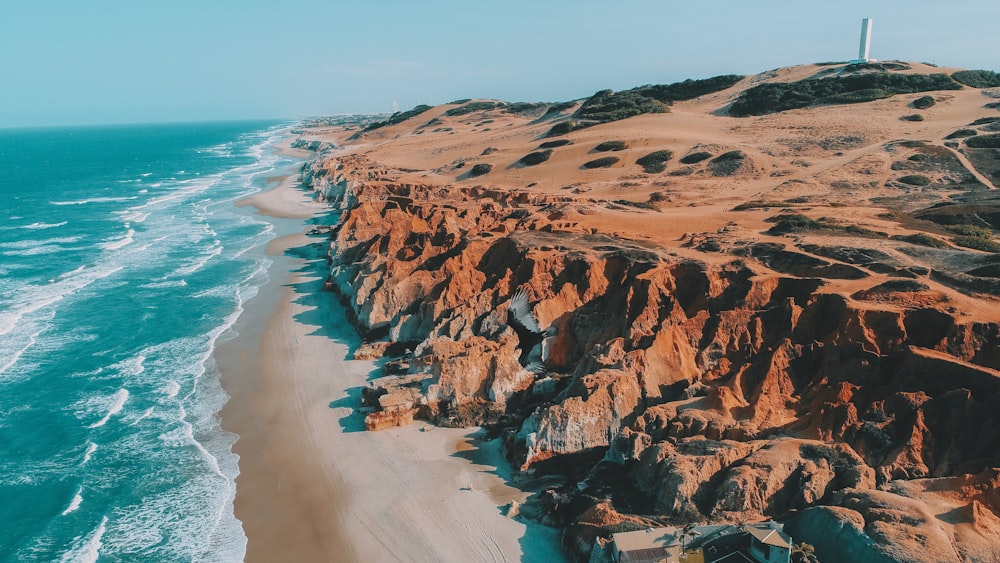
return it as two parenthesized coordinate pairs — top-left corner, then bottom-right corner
(952, 70), (1000, 88)
(631, 74), (744, 102)
(912, 95), (936, 109)
(949, 224), (1000, 251)
(444, 101), (504, 116)
(636, 150), (674, 173)
(519, 150), (553, 166)
(680, 151), (713, 164)
(971, 117), (1000, 126)
(709, 150), (748, 176)
(767, 213), (885, 237)
(594, 140), (628, 152)
(544, 75), (743, 136)
(545, 121), (578, 137)
(582, 156), (620, 169)
(953, 236), (1000, 252)
(730, 73), (961, 116)
(945, 129), (978, 139)
(503, 102), (548, 116)
(575, 89), (667, 124)
(901, 114), (924, 122)
(898, 174), (931, 186)
(358, 104), (434, 134)
(469, 163), (492, 177)
(614, 199), (658, 211)
(891, 233), (950, 248)
(732, 200), (796, 211)
(966, 134), (1000, 148)
(539, 139), (572, 149)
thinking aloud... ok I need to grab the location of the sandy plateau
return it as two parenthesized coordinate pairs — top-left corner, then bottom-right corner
(282, 62), (1000, 562)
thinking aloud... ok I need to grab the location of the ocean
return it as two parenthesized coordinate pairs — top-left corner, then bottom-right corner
(0, 121), (300, 561)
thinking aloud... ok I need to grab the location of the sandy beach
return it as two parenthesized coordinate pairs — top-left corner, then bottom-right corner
(217, 172), (563, 562)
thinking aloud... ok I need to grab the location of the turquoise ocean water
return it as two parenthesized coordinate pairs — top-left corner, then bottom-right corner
(0, 121), (298, 561)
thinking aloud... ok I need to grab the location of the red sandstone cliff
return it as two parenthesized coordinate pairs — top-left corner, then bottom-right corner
(297, 63), (1000, 562)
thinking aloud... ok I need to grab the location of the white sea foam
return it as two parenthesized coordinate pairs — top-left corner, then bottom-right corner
(125, 407), (154, 427)
(99, 228), (135, 251)
(60, 516), (107, 563)
(82, 442), (97, 465)
(164, 381), (181, 399)
(87, 389), (129, 429)
(140, 172), (152, 177)
(0, 236), (82, 250)
(121, 211), (148, 223)
(23, 221), (68, 230)
(172, 244), (222, 277)
(61, 487), (84, 516)
(50, 196), (137, 206)
(0, 263), (123, 339)
(140, 280), (187, 289)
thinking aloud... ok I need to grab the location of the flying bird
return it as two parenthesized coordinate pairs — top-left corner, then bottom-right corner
(506, 289), (556, 373)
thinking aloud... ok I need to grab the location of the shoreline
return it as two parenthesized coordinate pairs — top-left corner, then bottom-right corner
(216, 159), (564, 562)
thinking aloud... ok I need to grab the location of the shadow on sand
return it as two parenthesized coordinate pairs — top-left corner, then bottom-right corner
(278, 213), (383, 434)
(452, 430), (567, 561)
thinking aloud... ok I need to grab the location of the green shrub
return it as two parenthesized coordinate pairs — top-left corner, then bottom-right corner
(824, 88), (893, 104)
(891, 233), (950, 248)
(469, 163), (492, 177)
(545, 121), (578, 137)
(713, 150), (746, 162)
(945, 129), (978, 139)
(949, 224), (994, 239)
(767, 213), (821, 234)
(519, 150), (552, 166)
(971, 117), (1000, 126)
(636, 150), (674, 173)
(966, 134), (1000, 148)
(912, 95), (936, 109)
(444, 101), (504, 116)
(953, 236), (1000, 252)
(680, 151), (713, 164)
(360, 104), (434, 132)
(575, 89), (668, 124)
(583, 156), (619, 169)
(859, 421), (893, 452)
(901, 114), (924, 122)
(615, 199), (658, 211)
(539, 139), (572, 149)
(503, 102), (548, 115)
(952, 70), (1000, 88)
(633, 74), (745, 102)
(731, 73), (961, 116)
(594, 140), (628, 152)
(898, 175), (931, 186)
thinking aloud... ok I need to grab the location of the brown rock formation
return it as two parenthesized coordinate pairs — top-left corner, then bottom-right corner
(296, 63), (1000, 562)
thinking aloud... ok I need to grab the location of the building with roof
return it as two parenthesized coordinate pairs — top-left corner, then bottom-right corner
(609, 522), (792, 563)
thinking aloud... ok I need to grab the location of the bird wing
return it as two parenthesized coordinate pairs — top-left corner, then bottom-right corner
(507, 289), (541, 334)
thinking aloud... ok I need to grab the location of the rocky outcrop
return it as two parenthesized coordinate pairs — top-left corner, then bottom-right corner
(305, 152), (1000, 562)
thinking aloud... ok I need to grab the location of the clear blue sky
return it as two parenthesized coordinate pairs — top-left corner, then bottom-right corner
(1, 0), (998, 128)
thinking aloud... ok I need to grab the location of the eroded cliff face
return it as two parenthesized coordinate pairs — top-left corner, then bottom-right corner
(304, 149), (1000, 561)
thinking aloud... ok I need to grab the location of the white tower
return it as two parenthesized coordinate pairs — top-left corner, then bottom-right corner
(852, 18), (874, 63)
